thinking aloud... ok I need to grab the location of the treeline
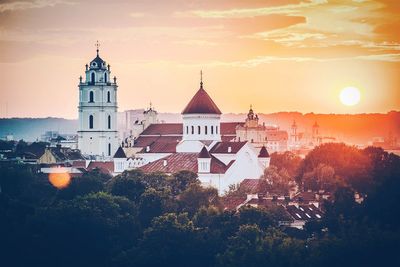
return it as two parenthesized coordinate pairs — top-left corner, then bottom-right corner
(1, 143), (400, 267)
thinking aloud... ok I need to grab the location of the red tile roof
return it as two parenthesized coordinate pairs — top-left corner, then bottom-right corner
(198, 146), (211, 158)
(87, 161), (114, 175)
(139, 153), (232, 174)
(182, 88), (222, 115)
(141, 123), (183, 136)
(139, 141), (177, 153)
(221, 122), (244, 135)
(286, 204), (323, 221)
(258, 146), (269, 158)
(221, 196), (247, 210)
(209, 141), (247, 154)
(137, 122), (243, 137)
(266, 130), (288, 141)
(240, 179), (260, 192)
(134, 136), (182, 147)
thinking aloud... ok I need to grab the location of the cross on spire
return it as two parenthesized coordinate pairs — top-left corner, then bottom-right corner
(200, 70), (203, 89)
(95, 40), (100, 56)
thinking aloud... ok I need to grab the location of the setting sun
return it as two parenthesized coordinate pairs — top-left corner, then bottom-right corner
(340, 87), (361, 106)
(48, 169), (71, 189)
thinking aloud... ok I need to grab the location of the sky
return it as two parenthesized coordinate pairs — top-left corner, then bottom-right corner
(0, 0), (399, 119)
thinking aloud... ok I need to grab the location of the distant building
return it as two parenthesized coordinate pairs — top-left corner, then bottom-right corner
(77, 44), (119, 159)
(235, 106), (288, 152)
(37, 145), (85, 164)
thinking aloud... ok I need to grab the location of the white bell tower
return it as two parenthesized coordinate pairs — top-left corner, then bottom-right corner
(77, 41), (119, 159)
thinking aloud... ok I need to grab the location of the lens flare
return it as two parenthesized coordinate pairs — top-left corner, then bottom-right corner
(48, 168), (71, 189)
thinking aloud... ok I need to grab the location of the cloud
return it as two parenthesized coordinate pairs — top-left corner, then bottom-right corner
(0, 0), (73, 13)
(180, 0), (327, 18)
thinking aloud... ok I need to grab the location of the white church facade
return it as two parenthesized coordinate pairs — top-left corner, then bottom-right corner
(130, 78), (270, 194)
(77, 44), (119, 159)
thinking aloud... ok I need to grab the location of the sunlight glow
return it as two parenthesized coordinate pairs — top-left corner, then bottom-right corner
(340, 87), (361, 106)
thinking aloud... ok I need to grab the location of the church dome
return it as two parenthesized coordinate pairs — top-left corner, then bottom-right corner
(182, 83), (222, 115)
(90, 55), (106, 69)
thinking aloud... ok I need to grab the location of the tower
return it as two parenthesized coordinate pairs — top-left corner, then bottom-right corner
(77, 42), (119, 159)
(143, 102), (158, 129)
(245, 105), (259, 128)
(181, 71), (222, 143)
(312, 121), (319, 144)
(291, 120), (298, 142)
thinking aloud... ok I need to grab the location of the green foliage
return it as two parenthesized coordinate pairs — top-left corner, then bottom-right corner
(1, 145), (400, 267)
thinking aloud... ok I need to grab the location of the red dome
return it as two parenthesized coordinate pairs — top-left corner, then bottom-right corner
(182, 87), (222, 115)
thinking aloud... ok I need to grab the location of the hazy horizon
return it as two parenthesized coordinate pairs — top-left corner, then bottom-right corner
(0, 0), (399, 119)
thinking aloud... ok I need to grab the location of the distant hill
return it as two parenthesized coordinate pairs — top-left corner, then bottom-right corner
(1, 111), (399, 144)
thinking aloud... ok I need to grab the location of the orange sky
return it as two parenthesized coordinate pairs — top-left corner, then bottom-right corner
(0, 0), (399, 119)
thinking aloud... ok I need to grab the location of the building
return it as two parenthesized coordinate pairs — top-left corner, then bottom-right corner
(77, 43), (119, 159)
(236, 106), (288, 152)
(124, 76), (271, 194)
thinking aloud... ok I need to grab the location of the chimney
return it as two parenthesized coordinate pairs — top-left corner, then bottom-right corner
(146, 146), (150, 152)
(163, 160), (167, 167)
(228, 146), (232, 153)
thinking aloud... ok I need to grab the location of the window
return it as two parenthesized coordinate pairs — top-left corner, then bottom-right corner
(89, 115), (94, 129)
(205, 126), (208, 135)
(211, 126), (214, 134)
(108, 143), (111, 156)
(191, 126), (194, 134)
(216, 126), (219, 134)
(104, 72), (107, 83)
(108, 115), (111, 129)
(198, 126), (201, 135)
(107, 91), (111, 103)
(89, 91), (94, 103)
(91, 72), (95, 83)
(186, 126), (188, 134)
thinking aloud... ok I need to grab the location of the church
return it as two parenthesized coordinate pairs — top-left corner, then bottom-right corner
(77, 47), (270, 195)
(77, 43), (119, 159)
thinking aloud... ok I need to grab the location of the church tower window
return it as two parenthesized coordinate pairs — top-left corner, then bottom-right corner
(198, 126), (201, 135)
(191, 126), (194, 134)
(89, 91), (94, 103)
(108, 143), (111, 156)
(205, 126), (208, 135)
(186, 126), (188, 134)
(104, 72), (107, 83)
(107, 91), (111, 103)
(216, 126), (219, 134)
(89, 115), (94, 129)
(211, 126), (214, 135)
(108, 115), (111, 129)
(91, 72), (95, 84)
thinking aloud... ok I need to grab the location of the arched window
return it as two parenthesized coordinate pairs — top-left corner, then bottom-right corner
(198, 126), (201, 135)
(108, 115), (111, 129)
(205, 126), (208, 135)
(104, 72), (108, 83)
(107, 91), (111, 103)
(191, 126), (194, 134)
(89, 91), (94, 103)
(91, 72), (95, 84)
(89, 115), (94, 129)
(108, 143), (111, 156)
(186, 126), (188, 134)
(211, 126), (214, 135)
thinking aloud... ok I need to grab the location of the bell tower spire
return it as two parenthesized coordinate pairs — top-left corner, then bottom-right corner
(95, 40), (100, 56)
(200, 70), (203, 89)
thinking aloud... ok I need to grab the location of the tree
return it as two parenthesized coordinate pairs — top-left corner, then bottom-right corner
(107, 170), (146, 201)
(27, 192), (140, 267)
(137, 188), (166, 227)
(179, 183), (220, 216)
(170, 170), (199, 195)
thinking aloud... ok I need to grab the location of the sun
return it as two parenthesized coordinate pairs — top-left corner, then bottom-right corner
(340, 86), (361, 106)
